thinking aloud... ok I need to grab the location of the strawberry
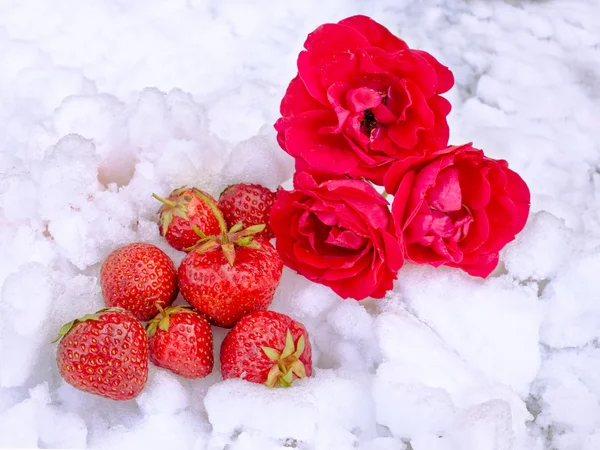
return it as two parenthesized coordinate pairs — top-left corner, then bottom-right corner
(220, 310), (312, 387)
(146, 306), (213, 378)
(54, 308), (149, 401)
(153, 187), (221, 251)
(177, 193), (283, 328)
(218, 183), (277, 240)
(100, 242), (178, 321)
(178, 237), (283, 328)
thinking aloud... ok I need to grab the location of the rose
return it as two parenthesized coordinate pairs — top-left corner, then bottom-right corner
(384, 144), (530, 277)
(274, 15), (454, 186)
(270, 172), (403, 300)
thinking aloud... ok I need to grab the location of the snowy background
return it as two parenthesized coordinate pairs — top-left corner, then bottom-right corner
(1, 0), (599, 449)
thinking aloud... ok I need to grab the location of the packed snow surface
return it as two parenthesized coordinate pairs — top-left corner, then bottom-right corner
(1, 0), (600, 449)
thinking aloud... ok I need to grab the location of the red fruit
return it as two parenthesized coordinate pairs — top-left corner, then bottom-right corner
(55, 308), (149, 401)
(153, 187), (221, 251)
(100, 243), (178, 321)
(178, 238), (283, 328)
(220, 310), (312, 387)
(218, 184), (277, 240)
(147, 306), (213, 378)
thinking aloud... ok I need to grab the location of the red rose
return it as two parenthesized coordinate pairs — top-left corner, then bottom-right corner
(274, 15), (454, 185)
(270, 172), (403, 300)
(385, 144), (530, 277)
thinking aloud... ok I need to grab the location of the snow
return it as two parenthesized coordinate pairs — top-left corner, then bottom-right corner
(0, 0), (599, 449)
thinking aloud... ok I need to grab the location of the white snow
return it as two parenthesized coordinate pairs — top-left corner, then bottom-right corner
(0, 0), (599, 449)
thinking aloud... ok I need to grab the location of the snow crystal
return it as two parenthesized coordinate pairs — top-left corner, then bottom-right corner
(136, 368), (191, 416)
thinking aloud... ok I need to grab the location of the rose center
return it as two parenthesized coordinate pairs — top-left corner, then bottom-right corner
(429, 204), (473, 242)
(360, 109), (378, 136)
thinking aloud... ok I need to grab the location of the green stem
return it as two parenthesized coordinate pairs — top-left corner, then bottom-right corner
(152, 193), (176, 208)
(193, 190), (229, 243)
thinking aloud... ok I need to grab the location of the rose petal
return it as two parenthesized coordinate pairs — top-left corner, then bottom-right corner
(338, 15), (409, 53)
(346, 87), (382, 112)
(298, 23), (371, 103)
(504, 167), (531, 233)
(427, 167), (462, 212)
(280, 75), (324, 117)
(412, 50), (454, 94)
(458, 207), (489, 254)
(283, 111), (360, 173)
(325, 228), (367, 249)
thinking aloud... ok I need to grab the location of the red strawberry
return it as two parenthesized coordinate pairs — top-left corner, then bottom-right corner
(153, 187), (221, 251)
(220, 310), (312, 387)
(146, 306), (213, 378)
(218, 184), (277, 240)
(177, 192), (283, 328)
(178, 238), (283, 328)
(100, 242), (178, 321)
(55, 308), (149, 400)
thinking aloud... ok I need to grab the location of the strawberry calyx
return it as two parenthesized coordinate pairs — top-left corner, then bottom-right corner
(184, 191), (266, 265)
(152, 187), (197, 237)
(261, 330), (307, 388)
(146, 305), (196, 337)
(52, 307), (126, 343)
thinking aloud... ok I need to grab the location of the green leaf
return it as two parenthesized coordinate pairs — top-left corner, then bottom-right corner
(195, 239), (220, 254)
(146, 321), (158, 337)
(172, 207), (188, 219)
(279, 369), (294, 387)
(265, 364), (281, 388)
(52, 320), (76, 343)
(293, 335), (305, 359)
(79, 314), (100, 322)
(280, 330), (295, 359)
(261, 346), (281, 362)
(158, 315), (170, 332)
(160, 212), (173, 236)
(242, 241), (263, 251)
(290, 360), (307, 379)
(234, 236), (254, 247)
(222, 243), (236, 266)
(229, 222), (244, 234)
(242, 224), (266, 235)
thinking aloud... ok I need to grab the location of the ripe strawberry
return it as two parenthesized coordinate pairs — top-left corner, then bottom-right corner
(178, 238), (283, 328)
(177, 191), (283, 328)
(220, 310), (312, 387)
(146, 306), (213, 378)
(100, 242), (178, 321)
(54, 308), (149, 401)
(218, 184), (277, 240)
(153, 187), (221, 251)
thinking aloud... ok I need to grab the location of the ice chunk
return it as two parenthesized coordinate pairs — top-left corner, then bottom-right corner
(0, 382), (55, 448)
(0, 263), (65, 387)
(533, 347), (600, 435)
(0, 225), (54, 288)
(38, 404), (87, 449)
(541, 250), (600, 348)
(396, 266), (543, 394)
(219, 134), (295, 191)
(327, 301), (374, 342)
(358, 437), (406, 450)
(136, 368), (191, 416)
(271, 269), (341, 319)
(90, 411), (205, 450)
(205, 373), (372, 444)
(373, 311), (530, 441)
(503, 211), (572, 281)
(447, 400), (514, 450)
